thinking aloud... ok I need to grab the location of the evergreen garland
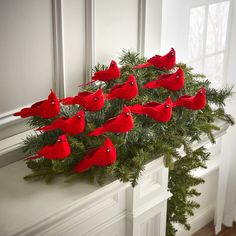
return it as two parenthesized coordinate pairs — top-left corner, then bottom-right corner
(21, 50), (234, 235)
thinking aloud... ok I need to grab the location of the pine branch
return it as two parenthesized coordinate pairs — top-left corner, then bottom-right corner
(20, 50), (234, 236)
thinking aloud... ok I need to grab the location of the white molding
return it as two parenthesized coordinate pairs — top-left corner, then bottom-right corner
(0, 105), (33, 127)
(85, 0), (96, 82)
(52, 0), (65, 99)
(41, 193), (121, 236)
(126, 192), (171, 219)
(13, 180), (129, 236)
(84, 211), (126, 236)
(137, 0), (146, 56)
(0, 130), (34, 157)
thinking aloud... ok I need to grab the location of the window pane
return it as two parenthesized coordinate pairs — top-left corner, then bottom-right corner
(188, 6), (206, 61)
(189, 60), (203, 74)
(204, 53), (224, 89)
(206, 1), (230, 55)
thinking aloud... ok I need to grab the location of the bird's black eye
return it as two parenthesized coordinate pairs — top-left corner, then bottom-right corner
(171, 52), (175, 56)
(77, 115), (81, 119)
(93, 97), (99, 101)
(129, 81), (134, 86)
(106, 148), (110, 153)
(125, 112), (130, 116)
(57, 138), (62, 142)
(176, 75), (180, 79)
(165, 104), (170, 108)
(51, 101), (55, 105)
(199, 91), (203, 94)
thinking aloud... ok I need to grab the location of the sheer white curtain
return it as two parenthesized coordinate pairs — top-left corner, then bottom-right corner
(222, 0), (236, 227)
(161, 0), (236, 232)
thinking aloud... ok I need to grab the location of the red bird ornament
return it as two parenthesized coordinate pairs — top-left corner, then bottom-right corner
(143, 67), (185, 91)
(134, 48), (176, 70)
(106, 74), (138, 101)
(88, 106), (134, 136)
(60, 88), (105, 111)
(173, 87), (206, 110)
(13, 90), (60, 118)
(79, 60), (120, 87)
(74, 137), (116, 173)
(37, 110), (85, 136)
(128, 96), (173, 122)
(26, 134), (71, 160)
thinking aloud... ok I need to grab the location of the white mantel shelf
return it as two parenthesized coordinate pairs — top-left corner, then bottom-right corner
(0, 120), (229, 236)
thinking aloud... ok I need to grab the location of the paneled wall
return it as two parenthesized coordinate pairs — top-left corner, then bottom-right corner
(0, 0), (55, 140)
(0, 0), (162, 142)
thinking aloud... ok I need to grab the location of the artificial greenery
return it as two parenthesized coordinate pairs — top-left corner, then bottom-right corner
(22, 50), (234, 235)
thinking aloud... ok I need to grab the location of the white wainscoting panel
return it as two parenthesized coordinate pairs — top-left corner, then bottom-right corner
(63, 0), (86, 96)
(0, 0), (54, 113)
(145, 0), (162, 58)
(95, 0), (139, 64)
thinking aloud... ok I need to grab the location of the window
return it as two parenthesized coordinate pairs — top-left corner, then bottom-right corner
(161, 0), (232, 89)
(189, 1), (230, 89)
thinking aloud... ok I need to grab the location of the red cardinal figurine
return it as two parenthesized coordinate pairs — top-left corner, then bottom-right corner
(74, 137), (116, 173)
(143, 67), (185, 91)
(60, 88), (105, 111)
(128, 96), (173, 122)
(13, 90), (60, 118)
(37, 110), (85, 136)
(106, 74), (138, 101)
(173, 87), (206, 110)
(26, 134), (71, 160)
(88, 106), (134, 136)
(79, 60), (120, 87)
(134, 48), (176, 70)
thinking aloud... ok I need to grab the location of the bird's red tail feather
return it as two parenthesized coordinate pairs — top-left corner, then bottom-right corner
(172, 101), (179, 108)
(60, 97), (74, 105)
(78, 80), (95, 87)
(134, 62), (152, 69)
(74, 159), (93, 172)
(128, 104), (145, 114)
(143, 81), (160, 89)
(106, 93), (113, 101)
(37, 125), (55, 132)
(13, 108), (31, 118)
(87, 127), (105, 136)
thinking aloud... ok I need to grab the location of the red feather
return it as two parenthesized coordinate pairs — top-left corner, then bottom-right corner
(173, 87), (206, 110)
(134, 48), (176, 70)
(78, 60), (120, 87)
(60, 88), (105, 111)
(88, 106), (134, 136)
(37, 110), (85, 136)
(106, 74), (138, 101)
(74, 137), (116, 172)
(143, 67), (185, 91)
(26, 134), (71, 160)
(128, 96), (173, 122)
(13, 90), (60, 118)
